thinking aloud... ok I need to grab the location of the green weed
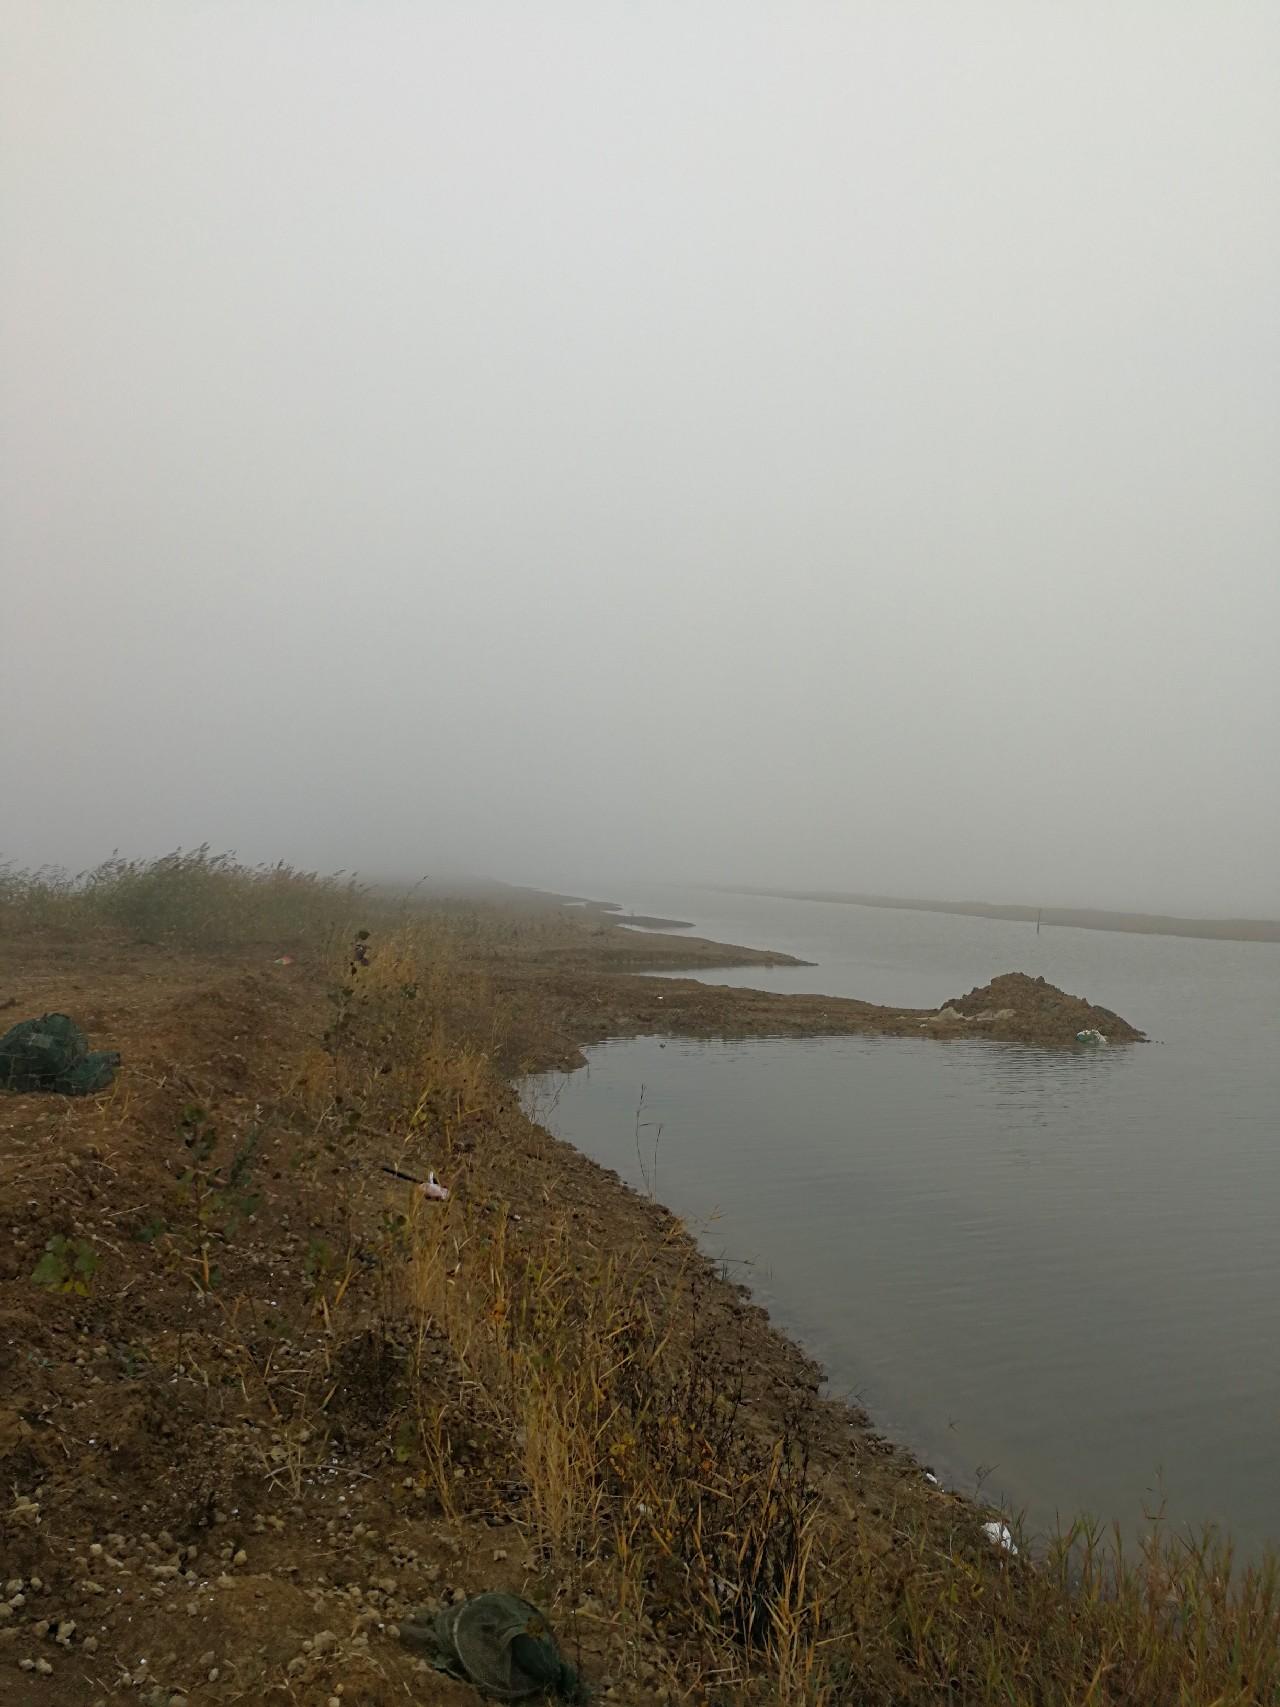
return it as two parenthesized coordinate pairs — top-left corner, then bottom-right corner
(31, 1234), (100, 1295)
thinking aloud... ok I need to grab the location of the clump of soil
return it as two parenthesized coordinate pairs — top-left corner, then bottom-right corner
(941, 972), (1144, 1043)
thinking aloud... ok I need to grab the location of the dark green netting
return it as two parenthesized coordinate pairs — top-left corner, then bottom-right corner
(399, 1592), (587, 1701)
(0, 1013), (120, 1095)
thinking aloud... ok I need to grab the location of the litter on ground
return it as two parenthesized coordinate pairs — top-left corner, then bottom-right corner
(380, 1163), (450, 1200)
(0, 1012), (121, 1096)
(397, 1590), (587, 1701)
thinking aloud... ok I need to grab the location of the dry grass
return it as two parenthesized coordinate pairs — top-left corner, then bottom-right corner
(5, 860), (1278, 1704)
(0, 847), (376, 946)
(306, 913), (1280, 1706)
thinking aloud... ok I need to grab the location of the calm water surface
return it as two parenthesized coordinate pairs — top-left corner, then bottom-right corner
(525, 886), (1280, 1549)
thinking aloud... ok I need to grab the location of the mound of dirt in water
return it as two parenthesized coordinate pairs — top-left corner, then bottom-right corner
(941, 972), (1145, 1044)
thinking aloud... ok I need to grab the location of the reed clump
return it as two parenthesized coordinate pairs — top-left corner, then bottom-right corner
(0, 846), (373, 946)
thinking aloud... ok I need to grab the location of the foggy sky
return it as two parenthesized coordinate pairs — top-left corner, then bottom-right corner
(3, 3), (1277, 915)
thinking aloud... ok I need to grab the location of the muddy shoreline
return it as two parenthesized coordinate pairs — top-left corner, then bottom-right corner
(718, 884), (1280, 945)
(490, 905), (1145, 1073)
(0, 923), (981, 1703)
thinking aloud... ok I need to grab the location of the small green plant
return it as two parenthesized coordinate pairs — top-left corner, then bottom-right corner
(392, 1417), (418, 1464)
(303, 1236), (337, 1287)
(31, 1234), (99, 1295)
(164, 1105), (265, 1292)
(177, 1105), (263, 1233)
(133, 1212), (168, 1244)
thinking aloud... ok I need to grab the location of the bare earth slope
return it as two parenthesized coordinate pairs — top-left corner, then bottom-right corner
(0, 909), (1153, 1705)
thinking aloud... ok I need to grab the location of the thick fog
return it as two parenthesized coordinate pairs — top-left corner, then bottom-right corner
(3, 3), (1277, 915)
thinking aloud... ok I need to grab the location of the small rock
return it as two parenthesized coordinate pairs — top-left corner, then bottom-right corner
(232, 1550), (248, 1567)
(35, 1656), (53, 1675)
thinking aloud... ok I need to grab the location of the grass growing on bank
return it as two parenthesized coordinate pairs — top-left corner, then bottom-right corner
(305, 914), (1280, 1705)
(0, 846), (375, 947)
(6, 858), (1279, 1703)
(0, 848), (579, 957)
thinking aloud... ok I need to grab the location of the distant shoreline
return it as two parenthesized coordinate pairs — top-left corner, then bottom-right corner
(716, 887), (1280, 945)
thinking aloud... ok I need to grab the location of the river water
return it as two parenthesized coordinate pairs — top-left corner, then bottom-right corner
(524, 885), (1280, 1549)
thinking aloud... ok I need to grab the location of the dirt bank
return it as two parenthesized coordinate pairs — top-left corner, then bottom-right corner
(4, 907), (1234, 1707)
(483, 910), (1144, 1071)
(940, 972), (1141, 1044)
(0, 928), (965, 1705)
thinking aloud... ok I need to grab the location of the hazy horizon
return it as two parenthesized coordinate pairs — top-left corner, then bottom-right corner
(4, 4), (1277, 917)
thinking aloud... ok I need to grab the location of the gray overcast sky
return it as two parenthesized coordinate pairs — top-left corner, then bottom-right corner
(3, 2), (1277, 913)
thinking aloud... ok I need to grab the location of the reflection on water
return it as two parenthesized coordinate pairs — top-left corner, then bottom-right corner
(525, 886), (1280, 1549)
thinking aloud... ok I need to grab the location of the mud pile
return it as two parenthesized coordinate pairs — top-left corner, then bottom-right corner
(940, 972), (1145, 1044)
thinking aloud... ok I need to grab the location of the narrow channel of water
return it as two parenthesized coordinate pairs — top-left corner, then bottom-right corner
(524, 886), (1280, 1549)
